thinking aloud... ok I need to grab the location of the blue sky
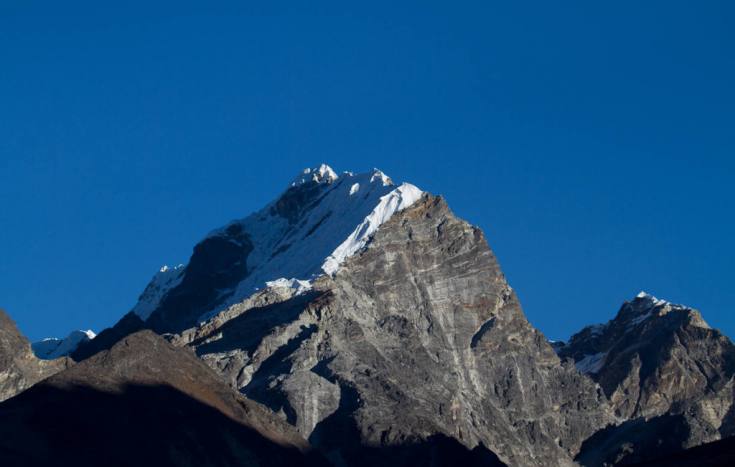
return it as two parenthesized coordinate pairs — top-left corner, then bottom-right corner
(1, 1), (733, 342)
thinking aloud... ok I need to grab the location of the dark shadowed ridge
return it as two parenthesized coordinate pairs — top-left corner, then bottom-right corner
(0, 329), (323, 467)
(632, 436), (735, 467)
(71, 311), (146, 361)
(0, 383), (322, 467)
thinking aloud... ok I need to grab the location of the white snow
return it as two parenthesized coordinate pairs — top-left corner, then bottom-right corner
(575, 352), (607, 375)
(628, 291), (689, 329)
(196, 166), (422, 322)
(636, 291), (668, 307)
(291, 163), (339, 186)
(130, 165), (425, 325)
(265, 277), (313, 295)
(31, 329), (96, 360)
(635, 291), (687, 309)
(321, 182), (423, 275)
(370, 169), (392, 186)
(131, 264), (185, 319)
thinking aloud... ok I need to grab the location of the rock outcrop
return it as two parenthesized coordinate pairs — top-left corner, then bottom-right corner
(0, 309), (71, 402)
(169, 194), (612, 466)
(557, 293), (735, 465)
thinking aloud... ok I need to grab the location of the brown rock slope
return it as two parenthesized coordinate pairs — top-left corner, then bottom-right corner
(557, 293), (735, 465)
(0, 329), (325, 467)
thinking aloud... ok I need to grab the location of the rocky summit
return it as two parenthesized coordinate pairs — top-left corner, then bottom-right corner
(557, 292), (735, 465)
(3, 164), (735, 466)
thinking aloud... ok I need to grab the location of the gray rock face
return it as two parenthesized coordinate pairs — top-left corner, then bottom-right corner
(557, 293), (735, 465)
(0, 309), (71, 402)
(173, 195), (613, 466)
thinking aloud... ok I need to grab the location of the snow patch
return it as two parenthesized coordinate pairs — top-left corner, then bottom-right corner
(349, 183), (360, 195)
(265, 278), (312, 295)
(370, 169), (392, 186)
(132, 264), (185, 320)
(635, 291), (686, 309)
(576, 352), (606, 375)
(628, 291), (690, 329)
(321, 182), (423, 275)
(291, 164), (339, 186)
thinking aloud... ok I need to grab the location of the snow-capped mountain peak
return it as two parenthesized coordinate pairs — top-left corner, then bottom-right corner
(134, 165), (424, 331)
(556, 291), (712, 375)
(31, 329), (96, 360)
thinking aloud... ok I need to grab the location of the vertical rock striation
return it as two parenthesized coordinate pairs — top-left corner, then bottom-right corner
(175, 195), (613, 466)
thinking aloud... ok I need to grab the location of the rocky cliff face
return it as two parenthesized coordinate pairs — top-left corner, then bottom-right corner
(167, 193), (613, 466)
(0, 309), (71, 402)
(557, 293), (735, 465)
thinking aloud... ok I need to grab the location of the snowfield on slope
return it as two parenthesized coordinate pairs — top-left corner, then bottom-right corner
(32, 329), (96, 359)
(131, 165), (424, 323)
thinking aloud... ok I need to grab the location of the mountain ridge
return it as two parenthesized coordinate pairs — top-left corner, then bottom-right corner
(3, 164), (735, 466)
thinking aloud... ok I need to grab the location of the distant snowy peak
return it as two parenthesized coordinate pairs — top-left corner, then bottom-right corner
(553, 292), (710, 364)
(32, 329), (96, 360)
(623, 291), (702, 328)
(556, 291), (710, 374)
(558, 292), (701, 348)
(132, 165), (424, 329)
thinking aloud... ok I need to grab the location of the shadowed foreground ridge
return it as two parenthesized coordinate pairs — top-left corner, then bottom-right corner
(0, 330), (322, 467)
(0, 383), (317, 467)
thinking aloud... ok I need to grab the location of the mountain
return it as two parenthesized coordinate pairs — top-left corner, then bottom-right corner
(0, 309), (72, 402)
(0, 329), (326, 467)
(8, 164), (735, 466)
(32, 329), (96, 359)
(117, 166), (612, 466)
(556, 292), (735, 465)
(137, 165), (423, 334)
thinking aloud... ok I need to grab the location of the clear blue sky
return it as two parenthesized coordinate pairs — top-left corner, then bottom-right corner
(1, 2), (733, 342)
